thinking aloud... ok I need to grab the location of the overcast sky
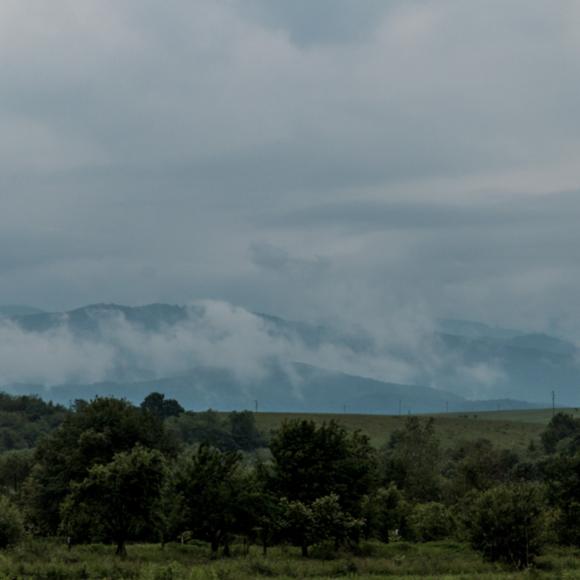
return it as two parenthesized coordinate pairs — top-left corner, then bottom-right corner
(2, 1), (580, 337)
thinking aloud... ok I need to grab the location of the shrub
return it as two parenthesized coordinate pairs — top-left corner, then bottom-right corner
(0, 496), (24, 548)
(407, 502), (455, 542)
(464, 483), (547, 569)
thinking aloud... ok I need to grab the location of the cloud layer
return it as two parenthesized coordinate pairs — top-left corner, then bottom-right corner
(1, 1), (580, 340)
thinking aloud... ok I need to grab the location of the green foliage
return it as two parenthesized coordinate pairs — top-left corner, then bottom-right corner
(269, 420), (377, 514)
(0, 448), (34, 496)
(443, 438), (520, 500)
(407, 502), (455, 542)
(0, 392), (68, 453)
(541, 412), (580, 454)
(0, 496), (24, 548)
(464, 483), (547, 569)
(172, 444), (257, 556)
(61, 446), (166, 556)
(166, 410), (265, 452)
(544, 452), (580, 545)
(141, 393), (184, 421)
(229, 411), (265, 451)
(278, 494), (363, 557)
(28, 397), (173, 534)
(310, 494), (364, 549)
(385, 417), (441, 502)
(361, 485), (406, 543)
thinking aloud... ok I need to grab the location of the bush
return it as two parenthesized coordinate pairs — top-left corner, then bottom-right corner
(361, 485), (408, 543)
(0, 496), (24, 548)
(407, 502), (455, 542)
(464, 483), (547, 569)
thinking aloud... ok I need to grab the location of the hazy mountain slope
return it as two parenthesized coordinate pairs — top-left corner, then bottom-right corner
(2, 302), (577, 410)
(0, 305), (45, 317)
(6, 362), (537, 414)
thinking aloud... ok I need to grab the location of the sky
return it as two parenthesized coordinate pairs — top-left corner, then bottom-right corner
(2, 1), (580, 338)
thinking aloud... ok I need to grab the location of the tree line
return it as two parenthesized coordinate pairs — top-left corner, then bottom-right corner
(1, 392), (580, 569)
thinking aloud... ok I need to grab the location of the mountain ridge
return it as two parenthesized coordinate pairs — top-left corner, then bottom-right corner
(0, 302), (576, 411)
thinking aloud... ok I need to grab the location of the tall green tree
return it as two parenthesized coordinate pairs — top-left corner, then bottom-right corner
(0, 496), (24, 549)
(361, 484), (406, 543)
(269, 420), (377, 515)
(229, 411), (265, 451)
(385, 417), (441, 502)
(542, 413), (580, 454)
(172, 444), (256, 556)
(141, 392), (184, 421)
(28, 397), (173, 533)
(61, 446), (166, 556)
(544, 452), (580, 545)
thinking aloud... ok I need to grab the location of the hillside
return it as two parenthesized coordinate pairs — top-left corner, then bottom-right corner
(1, 302), (578, 412)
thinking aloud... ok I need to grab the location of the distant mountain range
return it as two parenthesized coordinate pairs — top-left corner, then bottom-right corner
(0, 305), (46, 317)
(0, 303), (577, 413)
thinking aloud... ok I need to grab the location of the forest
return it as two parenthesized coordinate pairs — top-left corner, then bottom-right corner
(1, 392), (580, 578)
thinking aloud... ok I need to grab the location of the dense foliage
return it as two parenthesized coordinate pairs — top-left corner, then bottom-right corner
(0, 393), (68, 453)
(1, 393), (579, 572)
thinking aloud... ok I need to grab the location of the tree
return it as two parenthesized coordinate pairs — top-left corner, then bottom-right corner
(229, 411), (265, 451)
(0, 448), (34, 495)
(542, 413), (580, 454)
(0, 496), (24, 549)
(544, 452), (580, 545)
(28, 397), (173, 534)
(278, 494), (363, 557)
(269, 420), (377, 515)
(166, 410), (236, 450)
(385, 417), (441, 502)
(444, 438), (519, 500)
(141, 392), (184, 421)
(464, 483), (547, 569)
(172, 444), (254, 556)
(361, 485), (406, 543)
(310, 494), (364, 551)
(278, 498), (315, 557)
(61, 446), (166, 556)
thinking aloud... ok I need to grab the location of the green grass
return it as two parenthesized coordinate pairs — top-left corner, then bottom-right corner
(2, 540), (580, 579)
(254, 409), (562, 452)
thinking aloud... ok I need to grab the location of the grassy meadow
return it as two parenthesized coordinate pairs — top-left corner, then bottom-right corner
(253, 407), (576, 452)
(3, 539), (580, 579)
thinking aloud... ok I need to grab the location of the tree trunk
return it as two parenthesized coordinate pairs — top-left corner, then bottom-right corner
(301, 543), (308, 557)
(210, 538), (219, 558)
(223, 541), (231, 557)
(115, 540), (127, 558)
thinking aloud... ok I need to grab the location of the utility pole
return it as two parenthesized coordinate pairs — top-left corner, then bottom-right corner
(552, 390), (555, 417)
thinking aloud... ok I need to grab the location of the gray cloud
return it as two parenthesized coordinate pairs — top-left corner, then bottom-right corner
(0, 0), (580, 346)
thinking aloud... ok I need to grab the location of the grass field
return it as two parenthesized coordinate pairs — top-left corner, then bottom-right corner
(254, 407), (579, 452)
(3, 539), (580, 579)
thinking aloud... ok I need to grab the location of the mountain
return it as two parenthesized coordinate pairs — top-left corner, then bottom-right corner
(0, 305), (45, 317)
(4, 363), (537, 415)
(1, 302), (577, 411)
(436, 318), (521, 340)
